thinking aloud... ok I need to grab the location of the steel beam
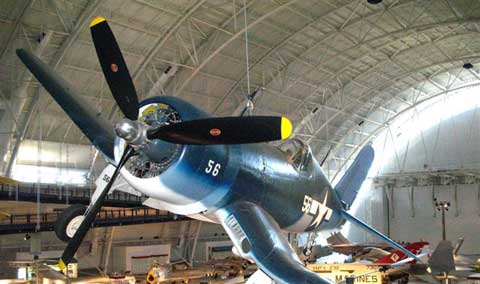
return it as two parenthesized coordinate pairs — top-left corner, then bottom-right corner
(330, 80), (480, 181)
(306, 54), (480, 154)
(0, 31), (53, 174)
(4, 0), (102, 176)
(214, 0), (452, 113)
(172, 0), (302, 97)
(211, 0), (363, 113)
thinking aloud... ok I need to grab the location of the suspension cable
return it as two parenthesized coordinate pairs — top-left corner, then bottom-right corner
(243, 0), (251, 95)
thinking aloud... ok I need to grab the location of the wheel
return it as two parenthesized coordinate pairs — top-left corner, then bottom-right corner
(55, 204), (87, 242)
(397, 275), (409, 284)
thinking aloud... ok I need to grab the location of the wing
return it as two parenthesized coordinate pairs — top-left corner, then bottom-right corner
(17, 49), (115, 161)
(215, 201), (332, 284)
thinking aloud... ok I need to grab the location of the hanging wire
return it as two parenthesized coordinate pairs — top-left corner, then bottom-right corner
(66, 143), (69, 205)
(243, 0), (251, 95)
(59, 142), (62, 200)
(36, 108), (42, 232)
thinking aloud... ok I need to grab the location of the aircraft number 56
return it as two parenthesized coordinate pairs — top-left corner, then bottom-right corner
(205, 160), (221, 176)
(103, 174), (111, 183)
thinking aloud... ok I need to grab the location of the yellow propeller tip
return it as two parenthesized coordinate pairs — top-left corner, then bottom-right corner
(281, 117), (293, 139)
(90, 16), (106, 27)
(58, 259), (66, 270)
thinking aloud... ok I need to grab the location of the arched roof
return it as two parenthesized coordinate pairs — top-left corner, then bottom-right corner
(1, 0), (480, 178)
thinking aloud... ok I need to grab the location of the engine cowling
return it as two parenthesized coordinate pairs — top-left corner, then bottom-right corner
(114, 96), (240, 215)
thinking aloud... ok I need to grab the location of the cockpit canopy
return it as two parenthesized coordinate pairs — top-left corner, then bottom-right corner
(278, 138), (312, 170)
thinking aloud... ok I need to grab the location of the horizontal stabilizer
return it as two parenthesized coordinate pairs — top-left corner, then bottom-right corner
(16, 49), (115, 161)
(334, 145), (374, 208)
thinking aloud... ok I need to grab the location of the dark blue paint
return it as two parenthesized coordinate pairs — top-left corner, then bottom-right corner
(143, 96), (346, 231)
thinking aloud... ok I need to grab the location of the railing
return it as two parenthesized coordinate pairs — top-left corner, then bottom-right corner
(0, 183), (144, 207)
(0, 207), (189, 234)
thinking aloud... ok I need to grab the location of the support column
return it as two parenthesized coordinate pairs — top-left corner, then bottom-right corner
(383, 185), (391, 237)
(189, 221), (202, 264)
(103, 227), (115, 274)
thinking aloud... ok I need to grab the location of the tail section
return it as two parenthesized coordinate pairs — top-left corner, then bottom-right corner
(429, 240), (455, 273)
(334, 145), (375, 208)
(335, 147), (427, 266)
(374, 241), (429, 264)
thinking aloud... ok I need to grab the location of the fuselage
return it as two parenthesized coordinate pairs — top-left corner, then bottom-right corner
(115, 96), (345, 233)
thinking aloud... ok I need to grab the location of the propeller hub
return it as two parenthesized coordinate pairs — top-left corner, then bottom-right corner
(115, 119), (148, 145)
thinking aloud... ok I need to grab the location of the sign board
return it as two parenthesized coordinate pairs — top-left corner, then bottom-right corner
(307, 264), (383, 284)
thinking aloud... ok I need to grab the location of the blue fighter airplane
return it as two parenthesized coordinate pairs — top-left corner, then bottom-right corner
(16, 16), (421, 284)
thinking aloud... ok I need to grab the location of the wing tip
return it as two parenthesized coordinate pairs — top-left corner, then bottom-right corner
(359, 144), (375, 160)
(16, 48), (27, 58)
(90, 16), (106, 27)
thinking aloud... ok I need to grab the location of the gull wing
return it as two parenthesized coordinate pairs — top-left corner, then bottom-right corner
(216, 201), (332, 284)
(17, 49), (115, 162)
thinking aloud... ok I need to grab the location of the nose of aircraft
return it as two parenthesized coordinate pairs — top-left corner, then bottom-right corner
(115, 119), (139, 142)
(142, 139), (182, 165)
(115, 118), (145, 144)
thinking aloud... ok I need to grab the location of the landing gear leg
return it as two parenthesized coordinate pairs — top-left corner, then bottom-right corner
(54, 165), (116, 242)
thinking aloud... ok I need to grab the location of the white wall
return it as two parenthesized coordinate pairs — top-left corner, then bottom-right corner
(343, 182), (385, 244)
(112, 244), (170, 274)
(345, 97), (480, 253)
(387, 184), (480, 252)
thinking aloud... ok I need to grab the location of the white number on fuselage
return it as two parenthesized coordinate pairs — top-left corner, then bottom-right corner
(102, 174), (111, 183)
(302, 193), (333, 228)
(205, 160), (221, 176)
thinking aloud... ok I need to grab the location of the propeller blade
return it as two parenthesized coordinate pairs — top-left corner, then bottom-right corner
(90, 17), (139, 120)
(146, 116), (293, 145)
(58, 146), (135, 270)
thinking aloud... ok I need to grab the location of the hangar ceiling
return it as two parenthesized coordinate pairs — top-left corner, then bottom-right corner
(1, 0), (480, 181)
